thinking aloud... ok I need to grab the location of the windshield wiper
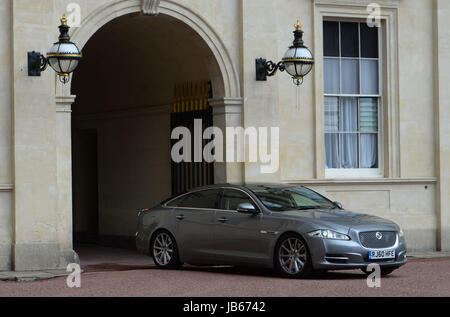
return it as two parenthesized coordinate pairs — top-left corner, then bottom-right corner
(293, 206), (322, 210)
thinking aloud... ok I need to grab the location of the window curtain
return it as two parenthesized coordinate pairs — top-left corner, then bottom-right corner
(360, 134), (377, 168)
(325, 97), (339, 168)
(360, 98), (378, 168)
(340, 98), (358, 168)
(325, 134), (339, 168)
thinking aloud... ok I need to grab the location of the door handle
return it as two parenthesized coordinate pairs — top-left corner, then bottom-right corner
(176, 215), (185, 220)
(218, 217), (228, 223)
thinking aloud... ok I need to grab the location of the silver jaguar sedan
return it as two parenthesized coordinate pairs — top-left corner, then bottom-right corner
(136, 184), (407, 278)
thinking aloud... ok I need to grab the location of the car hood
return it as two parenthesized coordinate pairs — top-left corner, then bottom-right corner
(279, 208), (399, 232)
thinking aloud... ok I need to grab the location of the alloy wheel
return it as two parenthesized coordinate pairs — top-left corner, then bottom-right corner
(153, 232), (174, 266)
(278, 237), (307, 275)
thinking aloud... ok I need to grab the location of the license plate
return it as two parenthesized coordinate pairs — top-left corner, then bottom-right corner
(368, 249), (395, 260)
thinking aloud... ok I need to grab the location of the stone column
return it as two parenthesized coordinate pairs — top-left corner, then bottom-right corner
(56, 95), (78, 266)
(11, 0), (77, 270)
(209, 97), (244, 184)
(434, 0), (450, 251)
(0, 0), (12, 271)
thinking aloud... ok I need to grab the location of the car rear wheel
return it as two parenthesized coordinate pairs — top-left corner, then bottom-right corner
(151, 230), (182, 269)
(275, 234), (312, 278)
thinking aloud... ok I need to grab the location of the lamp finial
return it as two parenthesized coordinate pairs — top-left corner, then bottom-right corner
(61, 14), (68, 26)
(295, 20), (302, 31)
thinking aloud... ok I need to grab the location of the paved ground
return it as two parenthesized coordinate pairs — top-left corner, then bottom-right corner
(0, 244), (449, 297)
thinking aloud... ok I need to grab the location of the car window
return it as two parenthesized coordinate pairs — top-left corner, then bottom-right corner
(221, 189), (255, 211)
(165, 195), (186, 207)
(170, 189), (221, 209)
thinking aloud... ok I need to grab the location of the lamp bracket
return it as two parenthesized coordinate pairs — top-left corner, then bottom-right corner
(256, 58), (285, 81)
(28, 51), (48, 76)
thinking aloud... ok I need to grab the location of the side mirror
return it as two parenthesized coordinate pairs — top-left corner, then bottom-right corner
(237, 203), (259, 215)
(333, 201), (343, 209)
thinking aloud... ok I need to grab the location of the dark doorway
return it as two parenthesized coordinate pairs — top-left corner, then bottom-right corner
(72, 129), (99, 243)
(69, 13), (222, 254)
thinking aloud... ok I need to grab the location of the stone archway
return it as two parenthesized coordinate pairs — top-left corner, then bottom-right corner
(67, 0), (240, 98)
(54, 0), (243, 265)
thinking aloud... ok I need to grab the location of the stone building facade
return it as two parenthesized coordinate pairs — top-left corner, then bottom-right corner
(0, 0), (449, 271)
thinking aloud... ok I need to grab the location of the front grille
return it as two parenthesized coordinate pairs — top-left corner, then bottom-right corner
(359, 231), (397, 248)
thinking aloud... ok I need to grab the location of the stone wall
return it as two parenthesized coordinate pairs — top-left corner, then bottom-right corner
(0, 0), (12, 271)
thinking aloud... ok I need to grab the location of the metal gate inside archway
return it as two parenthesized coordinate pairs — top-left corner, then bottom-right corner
(170, 81), (215, 196)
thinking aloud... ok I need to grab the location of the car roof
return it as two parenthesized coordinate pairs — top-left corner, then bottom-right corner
(185, 183), (298, 192)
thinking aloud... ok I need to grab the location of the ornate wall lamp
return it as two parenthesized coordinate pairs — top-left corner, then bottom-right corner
(28, 14), (82, 84)
(256, 21), (314, 86)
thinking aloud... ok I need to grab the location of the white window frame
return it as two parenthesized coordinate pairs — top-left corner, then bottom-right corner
(312, 1), (400, 180)
(323, 19), (383, 179)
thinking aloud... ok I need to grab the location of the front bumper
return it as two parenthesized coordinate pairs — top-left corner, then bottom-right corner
(307, 233), (407, 270)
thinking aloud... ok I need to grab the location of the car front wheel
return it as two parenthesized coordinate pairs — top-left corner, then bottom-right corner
(151, 230), (182, 269)
(275, 234), (312, 278)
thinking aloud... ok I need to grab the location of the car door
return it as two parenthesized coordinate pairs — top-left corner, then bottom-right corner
(214, 188), (271, 265)
(171, 189), (221, 264)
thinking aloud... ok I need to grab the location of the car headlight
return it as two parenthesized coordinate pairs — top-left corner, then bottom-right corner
(308, 229), (350, 240)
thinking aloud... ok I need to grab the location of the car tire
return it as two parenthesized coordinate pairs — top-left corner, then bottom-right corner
(274, 233), (312, 278)
(360, 267), (397, 276)
(151, 230), (183, 269)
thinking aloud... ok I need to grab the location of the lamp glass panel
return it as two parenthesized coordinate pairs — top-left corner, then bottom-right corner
(284, 62), (296, 77)
(295, 47), (313, 59)
(283, 48), (296, 59)
(299, 63), (313, 76)
(48, 43), (60, 54)
(58, 43), (80, 54)
(49, 57), (62, 73)
(58, 59), (73, 73)
(295, 64), (302, 76)
(67, 60), (79, 73)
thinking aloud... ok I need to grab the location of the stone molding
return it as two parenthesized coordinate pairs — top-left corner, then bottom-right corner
(313, 0), (399, 8)
(56, 95), (76, 113)
(0, 184), (13, 191)
(142, 0), (160, 15)
(209, 97), (244, 116)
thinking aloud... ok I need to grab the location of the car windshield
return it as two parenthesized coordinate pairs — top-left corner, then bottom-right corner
(250, 186), (337, 212)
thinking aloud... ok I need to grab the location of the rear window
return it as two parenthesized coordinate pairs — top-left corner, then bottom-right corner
(165, 195), (186, 207)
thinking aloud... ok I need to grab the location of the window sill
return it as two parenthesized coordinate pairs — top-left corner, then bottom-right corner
(281, 178), (437, 186)
(325, 168), (383, 179)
